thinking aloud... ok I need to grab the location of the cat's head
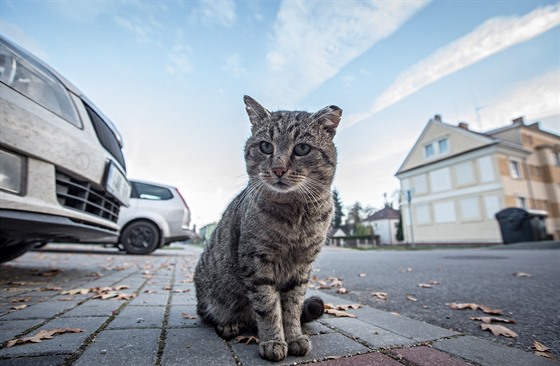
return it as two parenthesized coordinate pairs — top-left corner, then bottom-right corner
(243, 95), (342, 198)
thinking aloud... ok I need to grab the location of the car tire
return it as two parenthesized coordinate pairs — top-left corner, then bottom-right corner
(120, 220), (160, 255)
(0, 243), (35, 263)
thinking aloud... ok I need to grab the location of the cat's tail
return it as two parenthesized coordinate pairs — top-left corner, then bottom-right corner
(301, 296), (324, 323)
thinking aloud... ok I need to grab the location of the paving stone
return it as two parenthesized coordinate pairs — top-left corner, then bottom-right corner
(322, 317), (415, 349)
(0, 319), (47, 344)
(352, 306), (458, 342)
(302, 321), (334, 335)
(73, 328), (161, 366)
(0, 316), (108, 357)
(169, 290), (197, 306)
(128, 293), (169, 306)
(0, 354), (68, 365)
(0, 300), (79, 320)
(390, 346), (473, 366)
(60, 299), (123, 318)
(107, 305), (166, 329)
(317, 352), (403, 365)
(232, 332), (371, 366)
(167, 304), (204, 328)
(162, 327), (236, 365)
(433, 336), (557, 366)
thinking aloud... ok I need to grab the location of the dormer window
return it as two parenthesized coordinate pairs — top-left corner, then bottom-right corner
(424, 137), (449, 159)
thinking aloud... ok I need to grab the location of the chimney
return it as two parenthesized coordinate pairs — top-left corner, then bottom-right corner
(512, 116), (524, 125)
(433, 114), (442, 123)
(458, 122), (469, 130)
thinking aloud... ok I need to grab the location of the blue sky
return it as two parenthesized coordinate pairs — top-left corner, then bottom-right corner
(1, 1), (559, 228)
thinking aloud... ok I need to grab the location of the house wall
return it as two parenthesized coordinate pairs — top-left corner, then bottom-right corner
(364, 219), (399, 245)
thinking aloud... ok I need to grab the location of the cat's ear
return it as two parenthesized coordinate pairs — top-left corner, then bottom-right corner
(244, 95), (271, 126)
(311, 105), (342, 136)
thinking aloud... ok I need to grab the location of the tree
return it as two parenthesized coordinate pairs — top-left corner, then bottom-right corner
(332, 189), (344, 228)
(396, 208), (404, 242)
(347, 202), (363, 225)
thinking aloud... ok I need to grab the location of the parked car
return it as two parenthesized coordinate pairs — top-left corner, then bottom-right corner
(0, 35), (130, 263)
(117, 180), (191, 254)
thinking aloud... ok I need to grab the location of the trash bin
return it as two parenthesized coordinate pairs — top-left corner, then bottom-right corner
(495, 208), (548, 244)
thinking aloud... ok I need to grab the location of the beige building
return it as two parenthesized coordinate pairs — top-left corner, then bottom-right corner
(395, 115), (559, 243)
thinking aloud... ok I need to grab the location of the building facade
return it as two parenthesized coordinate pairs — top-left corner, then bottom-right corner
(395, 116), (559, 243)
(363, 206), (401, 245)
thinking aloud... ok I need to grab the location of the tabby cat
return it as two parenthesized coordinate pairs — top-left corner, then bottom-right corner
(194, 95), (342, 361)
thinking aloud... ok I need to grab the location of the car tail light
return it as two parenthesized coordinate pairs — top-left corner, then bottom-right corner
(176, 189), (189, 210)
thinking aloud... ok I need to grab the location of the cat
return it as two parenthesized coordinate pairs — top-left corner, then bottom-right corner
(194, 95), (342, 362)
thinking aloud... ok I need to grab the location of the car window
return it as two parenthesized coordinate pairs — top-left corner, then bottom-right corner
(131, 182), (173, 200)
(0, 41), (81, 127)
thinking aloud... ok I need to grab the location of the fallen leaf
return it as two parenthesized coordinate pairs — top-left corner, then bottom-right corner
(180, 312), (197, 320)
(10, 297), (32, 303)
(11, 304), (27, 310)
(390, 312), (401, 316)
(6, 328), (84, 348)
(325, 309), (357, 318)
(449, 303), (479, 310)
(470, 317), (515, 324)
(336, 287), (348, 294)
(144, 290), (158, 294)
(235, 335), (259, 344)
(40, 287), (63, 292)
(418, 283), (432, 288)
(358, 272), (367, 277)
(532, 340), (555, 359)
(429, 280), (441, 285)
(37, 269), (62, 277)
(406, 295), (418, 302)
(479, 305), (503, 315)
(58, 297), (75, 301)
(480, 323), (518, 338)
(371, 292), (388, 300)
(61, 288), (91, 295)
(324, 303), (361, 311)
(115, 293), (137, 301)
(113, 285), (130, 291)
(513, 272), (532, 277)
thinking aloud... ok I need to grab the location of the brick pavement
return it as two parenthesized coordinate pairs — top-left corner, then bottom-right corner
(0, 244), (557, 365)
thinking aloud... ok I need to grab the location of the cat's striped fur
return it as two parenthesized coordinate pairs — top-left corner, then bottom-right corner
(194, 95), (342, 361)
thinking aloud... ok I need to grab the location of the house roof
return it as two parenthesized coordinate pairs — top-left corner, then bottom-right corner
(364, 206), (400, 221)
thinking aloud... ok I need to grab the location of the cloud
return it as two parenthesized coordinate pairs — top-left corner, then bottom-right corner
(223, 53), (246, 77)
(0, 21), (49, 60)
(472, 68), (560, 131)
(166, 41), (193, 75)
(263, 0), (430, 106)
(346, 3), (560, 129)
(191, 0), (236, 28)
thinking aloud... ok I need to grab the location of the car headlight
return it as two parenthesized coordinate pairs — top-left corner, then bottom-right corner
(0, 149), (25, 194)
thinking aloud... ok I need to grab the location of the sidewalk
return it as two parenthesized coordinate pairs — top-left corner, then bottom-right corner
(0, 244), (556, 366)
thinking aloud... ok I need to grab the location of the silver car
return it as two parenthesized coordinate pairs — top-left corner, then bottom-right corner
(0, 36), (130, 263)
(117, 180), (191, 254)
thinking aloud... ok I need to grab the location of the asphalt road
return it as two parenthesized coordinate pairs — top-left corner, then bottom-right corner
(312, 244), (560, 358)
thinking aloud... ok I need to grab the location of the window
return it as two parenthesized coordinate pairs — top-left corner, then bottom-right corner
(554, 151), (560, 167)
(455, 161), (475, 186)
(424, 144), (434, 158)
(423, 138), (449, 159)
(434, 201), (456, 223)
(414, 204), (431, 225)
(459, 197), (480, 221)
(131, 182), (173, 200)
(509, 160), (522, 179)
(478, 156), (495, 183)
(430, 167), (452, 192)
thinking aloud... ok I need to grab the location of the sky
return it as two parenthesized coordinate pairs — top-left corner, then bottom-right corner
(1, 0), (559, 229)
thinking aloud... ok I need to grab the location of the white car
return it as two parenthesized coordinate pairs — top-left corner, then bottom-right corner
(0, 35), (130, 263)
(117, 180), (191, 254)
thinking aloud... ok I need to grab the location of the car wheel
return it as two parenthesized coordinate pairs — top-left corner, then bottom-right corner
(120, 220), (160, 255)
(0, 243), (35, 263)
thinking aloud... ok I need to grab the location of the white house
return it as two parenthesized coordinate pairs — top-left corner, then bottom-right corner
(363, 206), (401, 245)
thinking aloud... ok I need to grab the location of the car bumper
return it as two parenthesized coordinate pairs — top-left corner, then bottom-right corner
(0, 209), (118, 247)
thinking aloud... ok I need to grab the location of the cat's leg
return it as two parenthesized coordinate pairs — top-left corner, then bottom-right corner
(281, 285), (311, 356)
(247, 286), (288, 361)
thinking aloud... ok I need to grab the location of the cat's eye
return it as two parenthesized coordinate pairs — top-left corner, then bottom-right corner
(294, 143), (311, 156)
(259, 141), (274, 154)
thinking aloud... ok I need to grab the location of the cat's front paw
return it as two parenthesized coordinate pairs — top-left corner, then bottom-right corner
(215, 323), (240, 340)
(259, 339), (288, 361)
(288, 334), (311, 356)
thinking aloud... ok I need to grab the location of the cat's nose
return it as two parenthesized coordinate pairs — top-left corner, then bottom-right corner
(272, 167), (286, 177)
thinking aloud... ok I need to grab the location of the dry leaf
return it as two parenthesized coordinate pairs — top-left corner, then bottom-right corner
(429, 280), (441, 285)
(11, 304), (27, 310)
(513, 272), (532, 277)
(532, 340), (555, 359)
(480, 323), (518, 338)
(390, 312), (401, 316)
(113, 285), (130, 291)
(470, 316), (515, 324)
(10, 297), (32, 303)
(6, 328), (84, 348)
(235, 335), (259, 344)
(371, 292), (388, 300)
(40, 287), (63, 292)
(406, 295), (418, 302)
(418, 283), (432, 288)
(358, 272), (367, 277)
(449, 303), (479, 310)
(61, 288), (91, 295)
(37, 269), (62, 277)
(58, 297), (75, 301)
(336, 287), (348, 294)
(144, 290), (158, 294)
(115, 293), (137, 301)
(325, 309), (357, 318)
(181, 312), (197, 320)
(324, 303), (361, 311)
(479, 305), (503, 315)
